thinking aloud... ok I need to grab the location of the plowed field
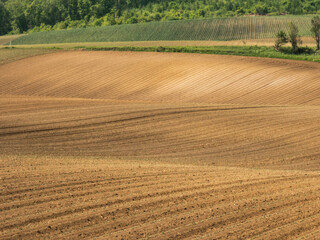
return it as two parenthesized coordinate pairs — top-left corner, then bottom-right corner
(1, 51), (320, 239)
(1, 51), (320, 105)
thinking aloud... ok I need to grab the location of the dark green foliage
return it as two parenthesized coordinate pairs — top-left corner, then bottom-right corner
(0, 2), (11, 35)
(279, 46), (316, 54)
(275, 30), (289, 50)
(1, 0), (320, 35)
(288, 0), (303, 14)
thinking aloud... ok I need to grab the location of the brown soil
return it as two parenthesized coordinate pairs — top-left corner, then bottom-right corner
(1, 51), (320, 105)
(1, 51), (320, 239)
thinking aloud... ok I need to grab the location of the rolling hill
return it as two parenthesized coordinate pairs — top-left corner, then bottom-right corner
(10, 16), (315, 45)
(1, 50), (320, 239)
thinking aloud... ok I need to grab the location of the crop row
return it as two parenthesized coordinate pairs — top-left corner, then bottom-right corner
(11, 15), (315, 45)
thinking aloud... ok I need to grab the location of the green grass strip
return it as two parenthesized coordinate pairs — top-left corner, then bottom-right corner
(79, 45), (320, 63)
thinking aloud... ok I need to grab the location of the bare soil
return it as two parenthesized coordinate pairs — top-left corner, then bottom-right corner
(1, 51), (320, 105)
(1, 51), (320, 239)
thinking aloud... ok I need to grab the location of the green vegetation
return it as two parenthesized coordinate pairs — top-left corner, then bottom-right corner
(78, 45), (320, 62)
(10, 16), (315, 45)
(1, 0), (320, 35)
(274, 31), (289, 50)
(311, 16), (320, 50)
(275, 20), (319, 54)
(3, 45), (319, 64)
(288, 22), (303, 51)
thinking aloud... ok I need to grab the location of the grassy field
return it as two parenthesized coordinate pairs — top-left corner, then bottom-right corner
(10, 15), (316, 45)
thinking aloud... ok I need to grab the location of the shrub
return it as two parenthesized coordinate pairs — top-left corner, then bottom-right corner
(274, 30), (288, 51)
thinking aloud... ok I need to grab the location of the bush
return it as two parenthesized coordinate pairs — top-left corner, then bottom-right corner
(279, 46), (316, 55)
(274, 30), (288, 50)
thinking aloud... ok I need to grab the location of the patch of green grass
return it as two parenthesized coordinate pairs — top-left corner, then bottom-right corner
(81, 45), (320, 63)
(2, 45), (319, 65)
(10, 15), (315, 45)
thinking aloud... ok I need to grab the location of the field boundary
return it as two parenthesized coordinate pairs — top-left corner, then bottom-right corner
(1, 45), (320, 64)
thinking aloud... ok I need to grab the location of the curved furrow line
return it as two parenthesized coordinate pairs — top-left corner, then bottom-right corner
(0, 171), (220, 212)
(4, 121), (318, 166)
(208, 65), (293, 104)
(254, 74), (320, 106)
(199, 127), (320, 158)
(66, 117), (319, 159)
(0, 105), (299, 150)
(195, 61), (267, 97)
(250, 212), (320, 240)
(223, 66), (299, 104)
(74, 178), (319, 240)
(151, 116), (320, 154)
(0, 171), (189, 197)
(295, 228), (320, 240)
(224, 66), (300, 104)
(192, 199), (320, 239)
(0, 104), (228, 131)
(2, 174), (315, 239)
(0, 174), (304, 232)
(0, 106), (270, 138)
(1, 52), (320, 105)
(145, 189), (319, 240)
(3, 104), (309, 136)
(150, 61), (236, 101)
(109, 185), (319, 240)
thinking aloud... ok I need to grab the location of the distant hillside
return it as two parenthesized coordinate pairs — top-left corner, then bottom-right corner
(11, 16), (315, 45)
(1, 0), (320, 36)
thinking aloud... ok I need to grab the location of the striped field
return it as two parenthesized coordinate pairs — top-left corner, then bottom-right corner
(1, 51), (320, 239)
(10, 15), (316, 45)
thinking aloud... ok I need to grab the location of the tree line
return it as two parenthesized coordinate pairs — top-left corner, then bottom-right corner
(1, 0), (320, 35)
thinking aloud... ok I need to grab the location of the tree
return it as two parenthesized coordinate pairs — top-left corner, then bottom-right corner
(287, 0), (302, 15)
(274, 30), (288, 50)
(255, 4), (268, 15)
(0, 2), (11, 35)
(311, 16), (320, 50)
(288, 22), (302, 52)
